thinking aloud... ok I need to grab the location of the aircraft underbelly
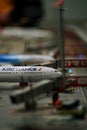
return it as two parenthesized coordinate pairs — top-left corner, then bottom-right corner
(0, 74), (47, 82)
(0, 74), (20, 82)
(23, 75), (46, 82)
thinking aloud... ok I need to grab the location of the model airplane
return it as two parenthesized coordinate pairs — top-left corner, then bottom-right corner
(0, 54), (55, 65)
(0, 66), (62, 82)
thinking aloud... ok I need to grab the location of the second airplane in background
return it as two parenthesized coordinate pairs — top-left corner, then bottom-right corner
(0, 54), (55, 65)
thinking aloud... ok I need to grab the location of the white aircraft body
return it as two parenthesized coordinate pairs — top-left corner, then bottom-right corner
(0, 66), (62, 82)
(0, 54), (55, 65)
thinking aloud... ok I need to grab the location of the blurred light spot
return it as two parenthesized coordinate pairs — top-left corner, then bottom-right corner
(78, 54), (83, 59)
(68, 68), (72, 74)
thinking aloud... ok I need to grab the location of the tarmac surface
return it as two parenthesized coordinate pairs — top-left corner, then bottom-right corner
(0, 84), (87, 130)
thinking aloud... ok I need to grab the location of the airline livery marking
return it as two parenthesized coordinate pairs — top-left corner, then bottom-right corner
(1, 68), (37, 71)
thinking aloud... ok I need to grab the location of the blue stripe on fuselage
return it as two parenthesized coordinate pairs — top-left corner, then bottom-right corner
(0, 54), (20, 63)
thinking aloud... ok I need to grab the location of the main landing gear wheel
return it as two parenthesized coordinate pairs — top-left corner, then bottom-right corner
(20, 82), (28, 87)
(25, 100), (37, 110)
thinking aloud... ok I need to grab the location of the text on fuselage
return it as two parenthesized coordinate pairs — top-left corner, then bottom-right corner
(2, 68), (37, 71)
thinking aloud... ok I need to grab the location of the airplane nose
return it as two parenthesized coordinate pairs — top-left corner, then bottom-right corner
(57, 71), (63, 77)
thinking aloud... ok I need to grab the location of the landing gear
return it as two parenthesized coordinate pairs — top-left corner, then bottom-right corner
(19, 82), (28, 87)
(24, 83), (37, 110)
(52, 91), (59, 106)
(25, 99), (37, 110)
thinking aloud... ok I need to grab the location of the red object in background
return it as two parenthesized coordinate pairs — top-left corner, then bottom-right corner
(65, 76), (87, 87)
(54, 100), (62, 108)
(57, 87), (64, 92)
(64, 30), (79, 39)
(52, 0), (63, 8)
(65, 59), (87, 68)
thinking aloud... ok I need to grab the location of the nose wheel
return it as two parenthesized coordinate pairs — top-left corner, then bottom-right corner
(24, 83), (37, 110)
(19, 82), (28, 87)
(52, 91), (59, 105)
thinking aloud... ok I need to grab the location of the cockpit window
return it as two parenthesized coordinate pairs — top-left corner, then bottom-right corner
(55, 70), (58, 72)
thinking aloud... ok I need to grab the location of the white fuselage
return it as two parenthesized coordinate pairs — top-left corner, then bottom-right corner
(0, 66), (62, 82)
